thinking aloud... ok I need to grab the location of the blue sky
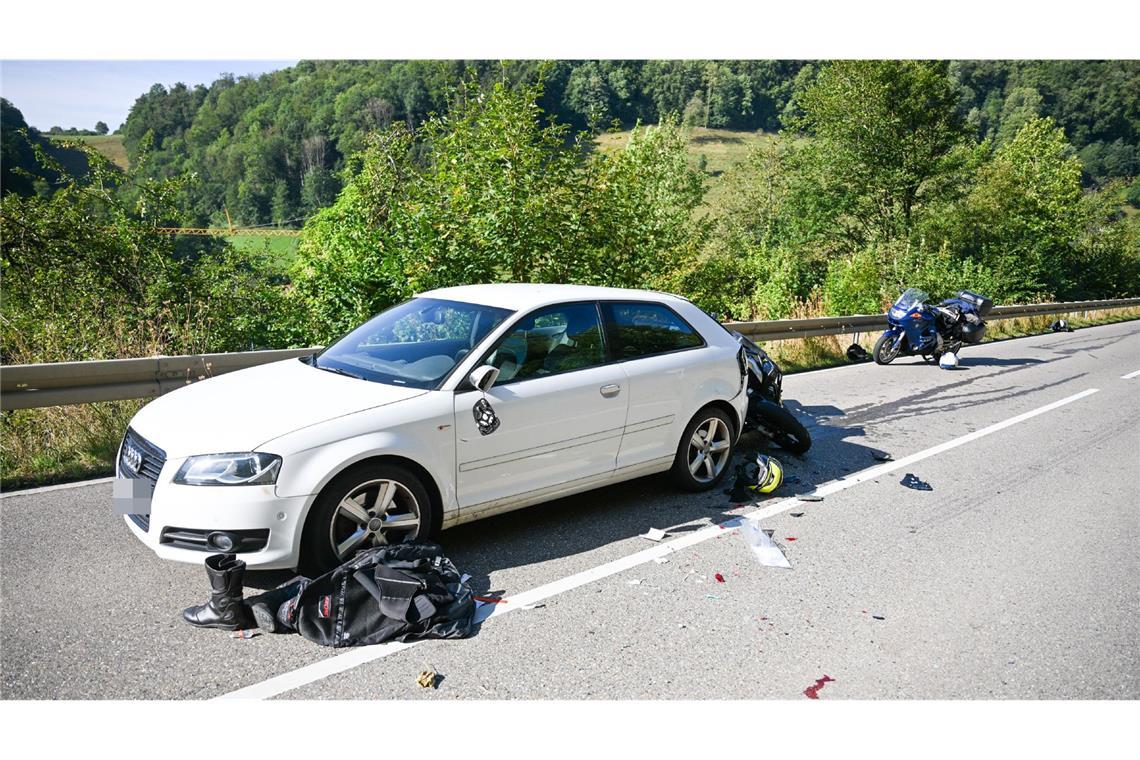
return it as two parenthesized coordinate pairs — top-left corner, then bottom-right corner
(0, 60), (297, 131)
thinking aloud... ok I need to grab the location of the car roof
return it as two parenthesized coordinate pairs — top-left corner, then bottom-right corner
(419, 283), (691, 312)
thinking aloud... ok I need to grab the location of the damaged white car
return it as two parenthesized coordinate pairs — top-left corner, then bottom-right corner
(116, 284), (749, 572)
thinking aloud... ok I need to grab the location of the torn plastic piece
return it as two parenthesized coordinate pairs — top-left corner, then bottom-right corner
(797, 495), (824, 502)
(803, 674), (834, 699)
(640, 528), (668, 542)
(740, 520), (792, 569)
(473, 595), (506, 604)
(872, 451), (893, 461)
(714, 573), (726, 583)
(417, 670), (439, 689)
(900, 473), (933, 491)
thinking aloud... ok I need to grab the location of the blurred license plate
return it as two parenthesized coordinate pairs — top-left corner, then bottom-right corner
(113, 477), (153, 515)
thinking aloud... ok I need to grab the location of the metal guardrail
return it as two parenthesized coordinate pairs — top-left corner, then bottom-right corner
(2, 298), (1138, 411)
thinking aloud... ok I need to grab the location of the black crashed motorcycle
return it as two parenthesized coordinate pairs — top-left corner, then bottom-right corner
(732, 331), (812, 454)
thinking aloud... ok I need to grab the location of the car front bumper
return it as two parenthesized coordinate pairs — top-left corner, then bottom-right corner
(121, 464), (310, 569)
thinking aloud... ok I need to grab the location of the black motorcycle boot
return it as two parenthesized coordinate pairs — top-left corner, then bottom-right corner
(182, 553), (252, 630)
(247, 578), (306, 633)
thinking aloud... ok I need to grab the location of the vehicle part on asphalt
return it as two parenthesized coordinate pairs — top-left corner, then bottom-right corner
(741, 521), (792, 569)
(790, 512), (805, 517)
(640, 527), (668, 542)
(715, 572), (726, 583)
(796, 495), (824, 502)
(734, 331), (813, 453)
(900, 473), (933, 491)
(846, 343), (870, 362)
(803, 674), (835, 699)
(872, 451), (893, 461)
(182, 553), (253, 630)
(872, 615), (886, 621)
(417, 669), (440, 689)
(748, 454), (785, 495)
(939, 351), (960, 369)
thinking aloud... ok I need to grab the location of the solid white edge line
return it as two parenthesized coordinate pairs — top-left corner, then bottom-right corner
(0, 476), (114, 498)
(1121, 369), (1140, 379)
(216, 386), (1100, 700)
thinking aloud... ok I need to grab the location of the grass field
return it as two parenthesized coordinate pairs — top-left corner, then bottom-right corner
(48, 134), (129, 170)
(594, 126), (776, 211)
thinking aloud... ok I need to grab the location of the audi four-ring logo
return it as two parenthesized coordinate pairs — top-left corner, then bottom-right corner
(122, 444), (143, 474)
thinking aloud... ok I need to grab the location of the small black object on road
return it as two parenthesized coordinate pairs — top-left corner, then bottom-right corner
(900, 473), (933, 491)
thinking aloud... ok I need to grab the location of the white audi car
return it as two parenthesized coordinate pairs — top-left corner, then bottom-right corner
(115, 284), (749, 572)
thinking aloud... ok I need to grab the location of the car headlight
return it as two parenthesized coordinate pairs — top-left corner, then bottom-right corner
(174, 452), (282, 486)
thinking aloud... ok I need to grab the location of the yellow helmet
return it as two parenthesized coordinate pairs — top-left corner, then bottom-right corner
(748, 454), (784, 494)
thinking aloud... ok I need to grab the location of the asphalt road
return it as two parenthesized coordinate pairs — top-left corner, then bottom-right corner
(2, 321), (1137, 700)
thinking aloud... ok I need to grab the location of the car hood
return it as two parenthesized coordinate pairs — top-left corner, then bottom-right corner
(129, 358), (427, 458)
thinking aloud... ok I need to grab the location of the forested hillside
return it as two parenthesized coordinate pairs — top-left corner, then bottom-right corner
(97, 60), (1140, 227)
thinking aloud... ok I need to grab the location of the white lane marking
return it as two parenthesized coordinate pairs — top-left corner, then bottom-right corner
(1121, 369), (1140, 379)
(216, 386), (1099, 700)
(0, 476), (114, 498)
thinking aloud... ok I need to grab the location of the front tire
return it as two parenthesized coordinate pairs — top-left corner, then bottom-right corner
(672, 407), (736, 492)
(754, 400), (812, 454)
(874, 333), (901, 365)
(299, 461), (439, 576)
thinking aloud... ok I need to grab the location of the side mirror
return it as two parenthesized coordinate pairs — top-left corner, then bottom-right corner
(468, 365), (500, 393)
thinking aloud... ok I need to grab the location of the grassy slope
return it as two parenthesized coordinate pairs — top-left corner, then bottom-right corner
(594, 126), (775, 211)
(47, 134), (129, 170)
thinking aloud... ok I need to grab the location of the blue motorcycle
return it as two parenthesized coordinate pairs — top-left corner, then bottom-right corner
(873, 288), (993, 365)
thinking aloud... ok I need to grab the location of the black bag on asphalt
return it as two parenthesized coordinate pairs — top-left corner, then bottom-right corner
(269, 542), (476, 648)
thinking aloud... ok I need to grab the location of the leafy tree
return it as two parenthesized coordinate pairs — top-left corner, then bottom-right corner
(94, 121), (109, 135)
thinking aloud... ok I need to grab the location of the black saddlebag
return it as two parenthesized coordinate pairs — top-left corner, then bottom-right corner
(955, 312), (987, 343)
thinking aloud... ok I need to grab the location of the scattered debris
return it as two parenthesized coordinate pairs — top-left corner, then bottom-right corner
(678, 623), (687, 629)
(231, 629), (259, 640)
(704, 594), (722, 600)
(785, 537), (797, 542)
(872, 451), (893, 462)
(900, 473), (933, 491)
(714, 573), (726, 583)
(741, 520), (792, 569)
(790, 512), (805, 518)
(473, 595), (506, 604)
(626, 579), (644, 586)
(640, 528), (668, 542)
(872, 614), (886, 621)
(417, 669), (440, 689)
(520, 603), (546, 611)
(653, 557), (670, 564)
(803, 675), (835, 699)
(797, 495), (824, 502)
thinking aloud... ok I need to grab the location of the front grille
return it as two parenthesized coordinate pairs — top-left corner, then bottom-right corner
(119, 428), (166, 486)
(159, 527), (270, 553)
(119, 428), (166, 533)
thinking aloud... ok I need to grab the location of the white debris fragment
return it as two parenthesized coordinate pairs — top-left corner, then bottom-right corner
(640, 528), (668, 542)
(653, 557), (670, 564)
(740, 520), (792, 569)
(627, 578), (644, 585)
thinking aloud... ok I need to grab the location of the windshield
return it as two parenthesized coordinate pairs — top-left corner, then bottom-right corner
(891, 288), (930, 313)
(314, 298), (514, 389)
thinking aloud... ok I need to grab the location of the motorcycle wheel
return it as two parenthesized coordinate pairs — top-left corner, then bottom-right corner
(873, 334), (900, 365)
(754, 400), (812, 454)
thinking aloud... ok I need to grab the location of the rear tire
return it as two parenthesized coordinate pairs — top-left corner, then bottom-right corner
(672, 407), (736, 492)
(873, 333), (900, 365)
(754, 400), (812, 454)
(299, 461), (439, 576)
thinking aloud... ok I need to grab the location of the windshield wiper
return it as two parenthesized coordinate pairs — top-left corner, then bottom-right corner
(313, 363), (364, 380)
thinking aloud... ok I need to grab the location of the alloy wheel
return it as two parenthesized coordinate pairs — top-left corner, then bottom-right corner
(687, 416), (732, 483)
(329, 478), (421, 559)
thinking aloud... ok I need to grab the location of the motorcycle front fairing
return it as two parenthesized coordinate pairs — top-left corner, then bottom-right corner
(886, 289), (937, 353)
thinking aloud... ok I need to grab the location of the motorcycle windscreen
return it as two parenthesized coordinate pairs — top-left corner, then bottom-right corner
(889, 288), (930, 319)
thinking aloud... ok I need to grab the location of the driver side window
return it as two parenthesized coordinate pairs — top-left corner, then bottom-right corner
(486, 303), (605, 384)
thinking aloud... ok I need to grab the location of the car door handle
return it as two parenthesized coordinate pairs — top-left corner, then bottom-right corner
(599, 384), (621, 398)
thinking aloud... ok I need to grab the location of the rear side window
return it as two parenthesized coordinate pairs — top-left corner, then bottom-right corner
(603, 302), (704, 359)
